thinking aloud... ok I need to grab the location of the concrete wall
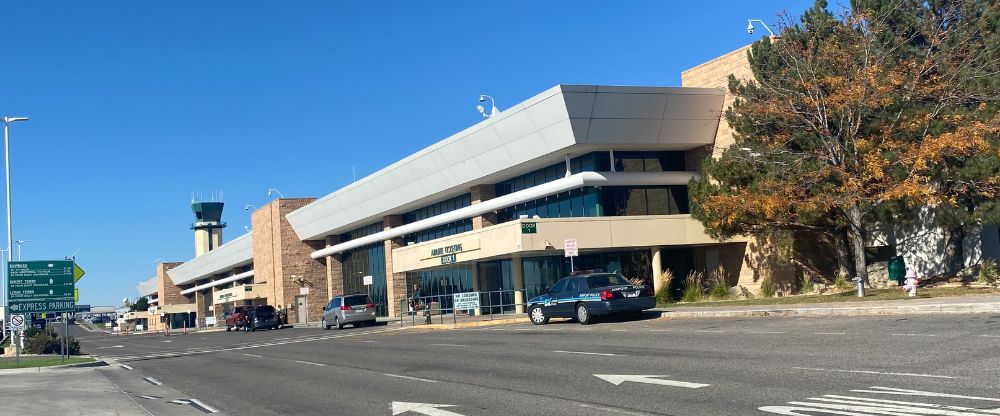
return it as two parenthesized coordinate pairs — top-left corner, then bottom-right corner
(156, 262), (187, 307)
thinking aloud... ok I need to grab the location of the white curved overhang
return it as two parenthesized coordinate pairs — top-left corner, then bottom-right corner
(288, 84), (724, 242)
(136, 277), (157, 297)
(168, 232), (254, 285)
(311, 171), (696, 259)
(179, 269), (254, 295)
(148, 297), (159, 304)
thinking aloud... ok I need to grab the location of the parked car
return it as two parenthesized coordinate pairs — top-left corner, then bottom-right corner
(245, 305), (281, 332)
(322, 294), (376, 330)
(526, 272), (655, 325)
(225, 306), (252, 332)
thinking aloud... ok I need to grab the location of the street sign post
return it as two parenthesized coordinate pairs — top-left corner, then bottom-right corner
(564, 239), (578, 272)
(10, 314), (24, 331)
(7, 260), (76, 313)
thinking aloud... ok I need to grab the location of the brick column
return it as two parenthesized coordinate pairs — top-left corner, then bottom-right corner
(383, 215), (408, 317)
(471, 184), (497, 229)
(325, 235), (344, 301)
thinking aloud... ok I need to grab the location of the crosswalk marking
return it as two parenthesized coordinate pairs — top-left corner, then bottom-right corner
(760, 386), (1000, 415)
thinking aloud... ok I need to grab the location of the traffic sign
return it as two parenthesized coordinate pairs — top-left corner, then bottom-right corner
(10, 314), (25, 331)
(7, 260), (76, 313)
(564, 239), (578, 257)
(363, 275), (373, 286)
(73, 263), (86, 282)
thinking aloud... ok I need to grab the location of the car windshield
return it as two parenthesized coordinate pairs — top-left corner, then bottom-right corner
(344, 295), (370, 306)
(586, 274), (630, 288)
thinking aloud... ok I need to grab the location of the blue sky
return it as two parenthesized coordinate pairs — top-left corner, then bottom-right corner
(1, 1), (814, 307)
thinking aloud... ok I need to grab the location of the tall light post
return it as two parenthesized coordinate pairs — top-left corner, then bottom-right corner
(13, 239), (28, 261)
(1, 116), (28, 321)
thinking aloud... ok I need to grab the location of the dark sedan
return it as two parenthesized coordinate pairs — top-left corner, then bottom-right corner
(526, 273), (655, 325)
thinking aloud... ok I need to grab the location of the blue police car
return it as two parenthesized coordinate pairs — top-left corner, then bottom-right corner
(526, 272), (655, 325)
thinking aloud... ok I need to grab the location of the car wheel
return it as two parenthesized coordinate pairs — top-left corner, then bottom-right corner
(576, 303), (593, 325)
(529, 305), (549, 325)
(226, 326), (231, 332)
(322, 318), (329, 330)
(335, 317), (343, 330)
(272, 324), (279, 330)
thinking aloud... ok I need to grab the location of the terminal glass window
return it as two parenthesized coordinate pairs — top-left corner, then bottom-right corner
(522, 256), (565, 299)
(341, 241), (388, 317)
(601, 186), (689, 216)
(403, 194), (473, 244)
(613, 151), (687, 172)
(406, 266), (473, 311)
(477, 260), (515, 314)
(495, 152), (611, 197)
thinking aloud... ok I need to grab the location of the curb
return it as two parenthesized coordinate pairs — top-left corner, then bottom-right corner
(405, 317), (531, 330)
(0, 356), (107, 374)
(655, 303), (1000, 319)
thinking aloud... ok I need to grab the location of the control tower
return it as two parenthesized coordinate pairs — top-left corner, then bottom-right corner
(192, 202), (226, 257)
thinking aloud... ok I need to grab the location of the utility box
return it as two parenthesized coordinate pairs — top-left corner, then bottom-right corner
(888, 256), (906, 284)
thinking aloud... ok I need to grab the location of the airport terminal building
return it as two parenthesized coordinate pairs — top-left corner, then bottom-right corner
(131, 47), (1000, 330)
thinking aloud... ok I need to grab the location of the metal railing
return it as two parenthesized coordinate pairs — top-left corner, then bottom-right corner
(398, 289), (529, 326)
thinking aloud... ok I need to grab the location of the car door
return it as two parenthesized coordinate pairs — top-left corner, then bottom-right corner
(554, 277), (581, 316)
(323, 299), (336, 322)
(541, 279), (569, 317)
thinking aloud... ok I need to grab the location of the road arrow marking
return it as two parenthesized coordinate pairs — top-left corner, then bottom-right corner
(593, 374), (709, 389)
(392, 402), (465, 416)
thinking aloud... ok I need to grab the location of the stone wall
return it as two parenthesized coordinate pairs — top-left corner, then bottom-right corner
(156, 262), (187, 307)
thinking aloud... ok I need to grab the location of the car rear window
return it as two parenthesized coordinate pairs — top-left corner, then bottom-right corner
(344, 295), (370, 306)
(255, 305), (275, 316)
(586, 274), (629, 288)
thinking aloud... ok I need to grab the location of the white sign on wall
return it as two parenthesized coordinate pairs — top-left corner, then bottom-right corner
(363, 275), (373, 286)
(136, 324), (144, 332)
(564, 239), (579, 257)
(453, 292), (480, 310)
(205, 316), (216, 327)
(299, 287), (310, 295)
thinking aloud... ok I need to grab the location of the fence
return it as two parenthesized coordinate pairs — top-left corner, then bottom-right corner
(398, 289), (529, 326)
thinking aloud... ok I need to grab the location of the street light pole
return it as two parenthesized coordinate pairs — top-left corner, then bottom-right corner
(13, 240), (28, 261)
(1, 116), (28, 325)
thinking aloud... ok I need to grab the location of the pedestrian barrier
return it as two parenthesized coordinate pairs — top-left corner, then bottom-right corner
(398, 289), (528, 327)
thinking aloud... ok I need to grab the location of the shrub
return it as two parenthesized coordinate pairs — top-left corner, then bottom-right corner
(682, 271), (704, 302)
(799, 274), (814, 294)
(979, 260), (999, 287)
(25, 329), (80, 355)
(759, 275), (775, 298)
(709, 267), (730, 300)
(655, 269), (675, 304)
(833, 273), (850, 290)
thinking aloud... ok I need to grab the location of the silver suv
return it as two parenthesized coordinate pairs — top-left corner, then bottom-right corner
(322, 294), (376, 329)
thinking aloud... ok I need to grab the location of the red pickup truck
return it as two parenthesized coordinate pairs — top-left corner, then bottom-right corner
(225, 306), (252, 332)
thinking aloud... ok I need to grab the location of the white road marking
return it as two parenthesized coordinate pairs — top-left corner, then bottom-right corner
(792, 367), (957, 379)
(391, 401), (462, 415)
(429, 343), (467, 347)
(294, 360), (326, 367)
(240, 353), (263, 358)
(747, 331), (787, 334)
(384, 373), (439, 383)
(119, 364), (133, 370)
(109, 327), (401, 361)
(188, 398), (219, 413)
(761, 386), (1000, 415)
(143, 377), (162, 386)
(552, 350), (623, 357)
(850, 386), (1000, 402)
(612, 329), (628, 332)
(593, 374), (710, 389)
(649, 329), (673, 332)
(137, 395), (160, 400)
(161, 340), (173, 343)
(891, 333), (936, 337)
(695, 330), (725, 333)
(95, 345), (124, 349)
(813, 332), (846, 335)
(979, 335), (1000, 338)
(578, 403), (658, 416)
(357, 340), (376, 343)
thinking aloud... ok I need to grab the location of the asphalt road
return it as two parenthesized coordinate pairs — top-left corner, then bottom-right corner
(74, 313), (1000, 416)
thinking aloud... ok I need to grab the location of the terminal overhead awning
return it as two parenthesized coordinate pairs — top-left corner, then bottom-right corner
(179, 270), (254, 295)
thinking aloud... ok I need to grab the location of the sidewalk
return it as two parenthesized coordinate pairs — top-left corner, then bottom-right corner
(653, 295), (1000, 319)
(0, 366), (149, 416)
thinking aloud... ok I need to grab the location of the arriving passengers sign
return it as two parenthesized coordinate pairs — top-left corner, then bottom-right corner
(7, 260), (76, 313)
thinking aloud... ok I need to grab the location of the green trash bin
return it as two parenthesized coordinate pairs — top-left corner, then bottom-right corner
(888, 255), (906, 285)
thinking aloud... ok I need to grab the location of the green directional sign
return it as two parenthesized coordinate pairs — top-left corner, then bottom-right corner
(7, 260), (76, 313)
